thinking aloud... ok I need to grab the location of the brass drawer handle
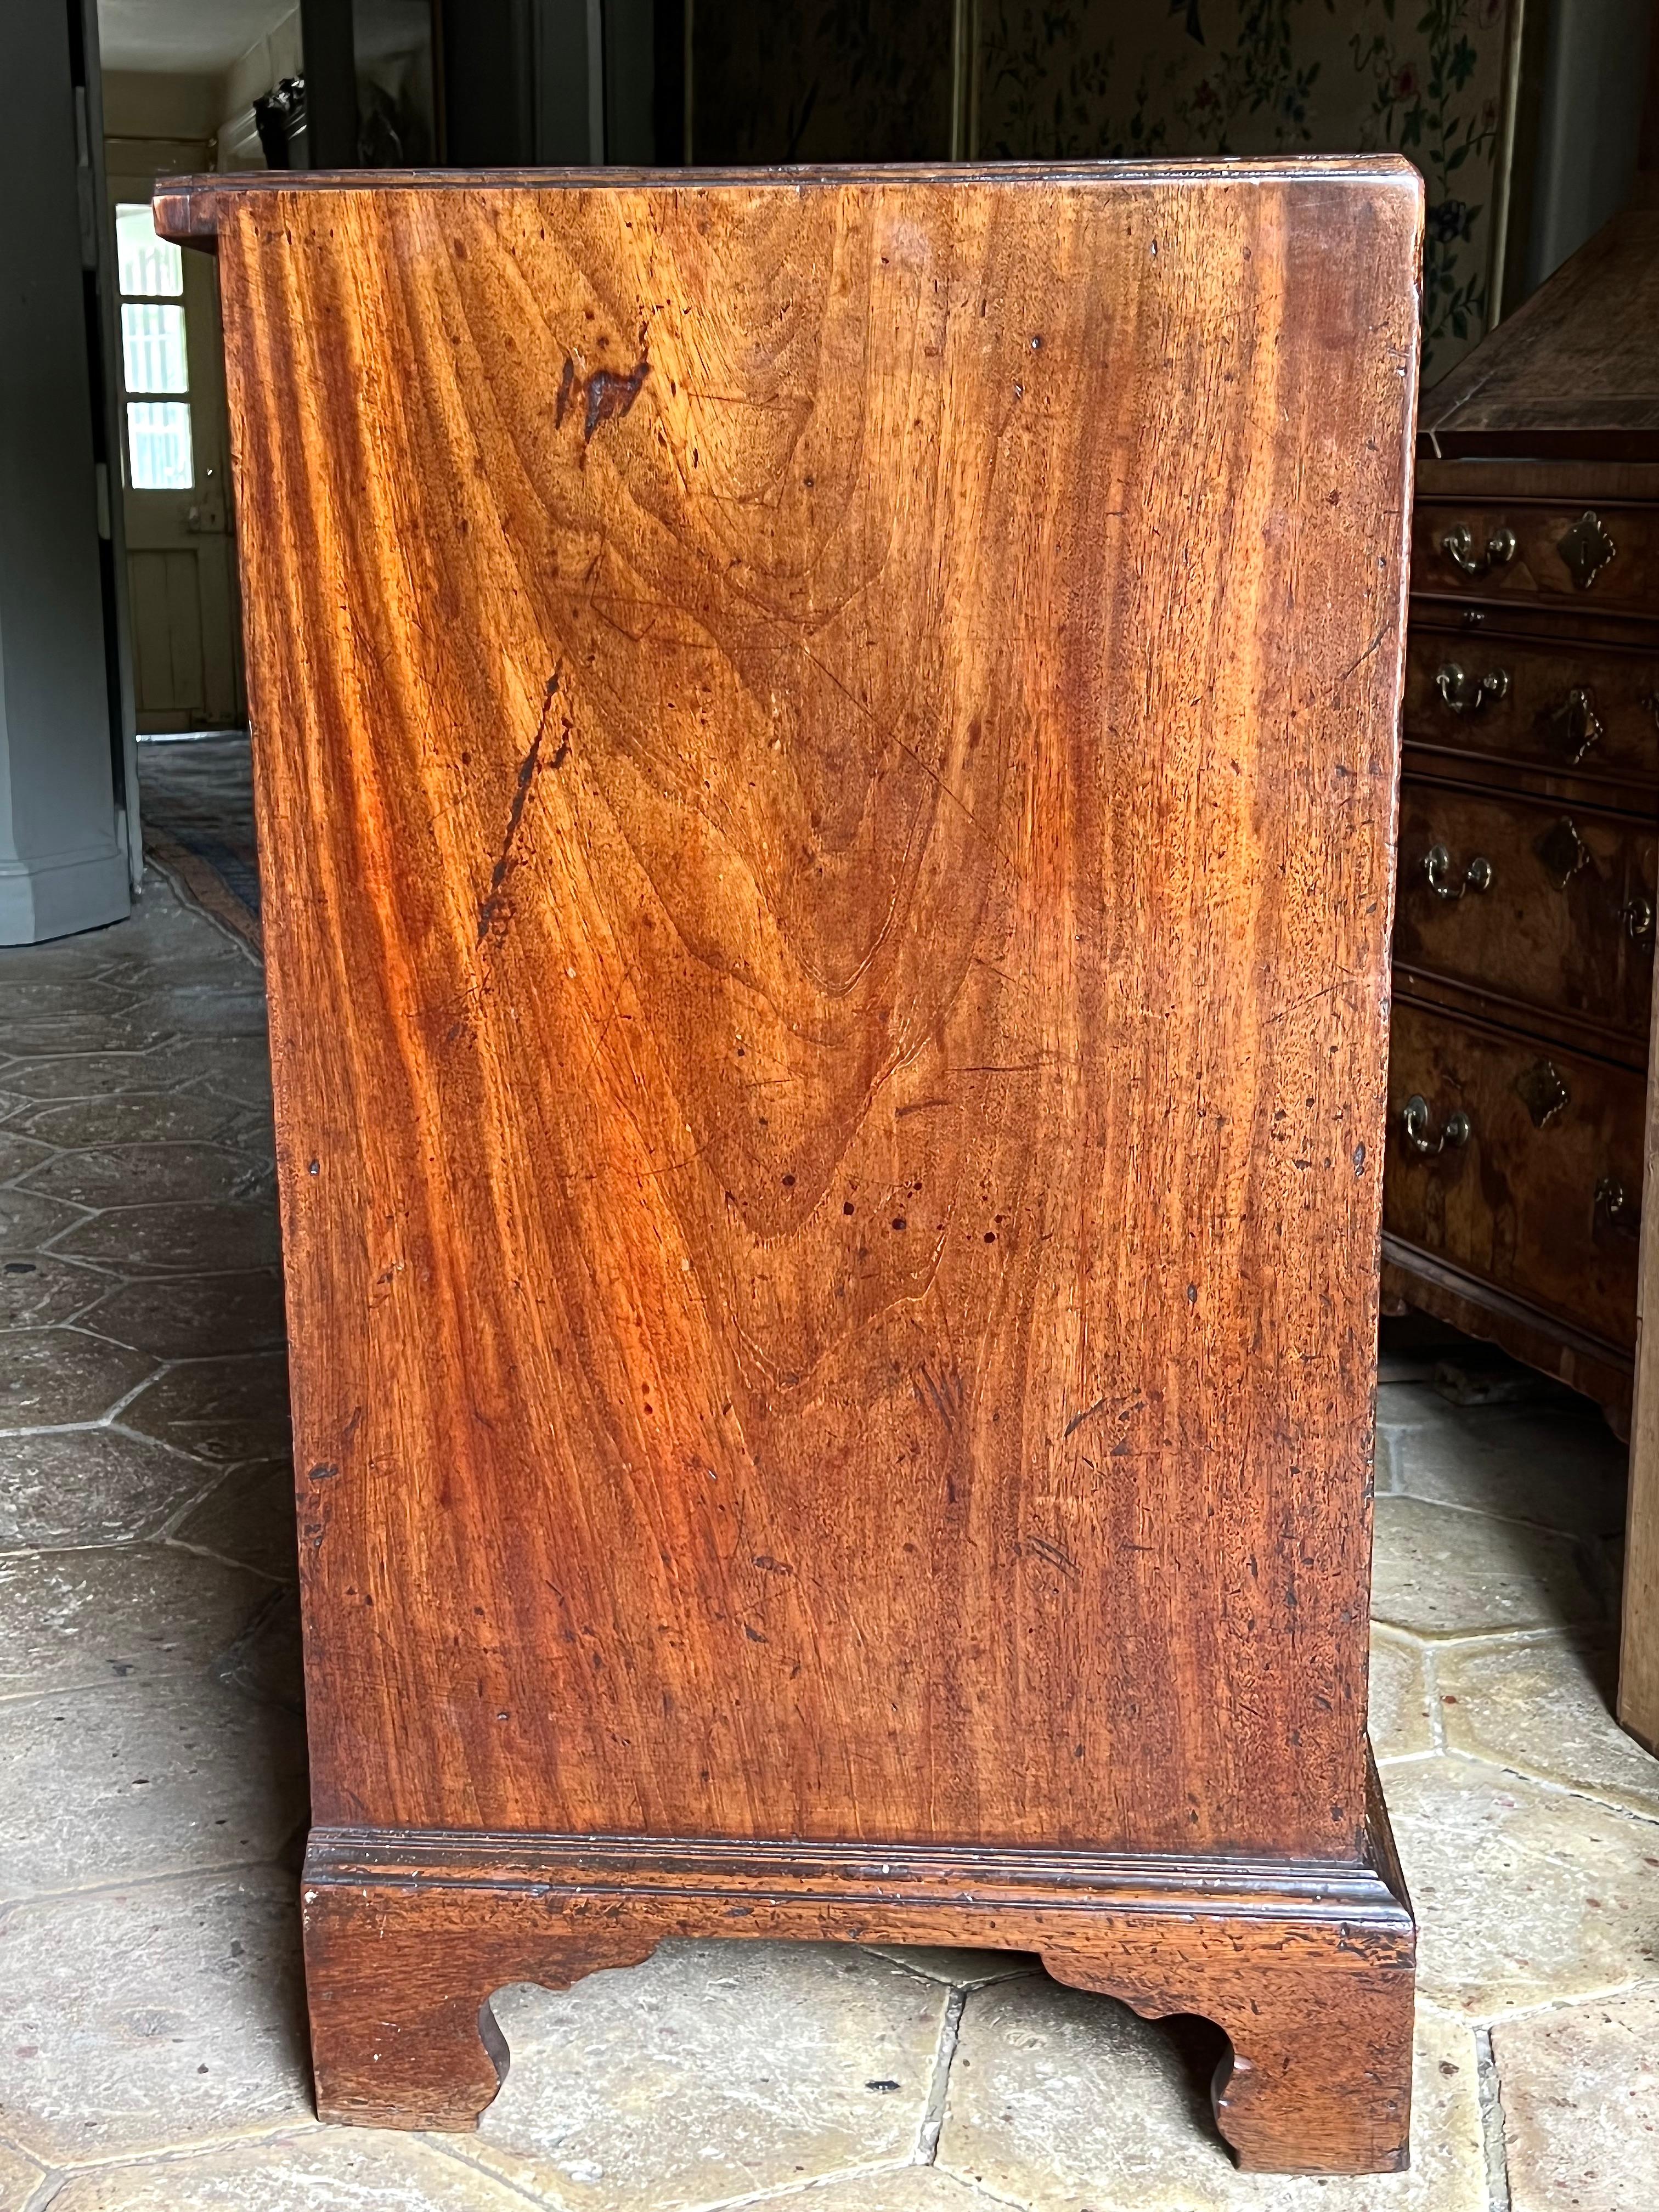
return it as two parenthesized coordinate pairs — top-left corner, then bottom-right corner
(1401, 1094), (1471, 1156)
(1424, 843), (1493, 900)
(1594, 1176), (1641, 1236)
(1547, 685), (1604, 763)
(1558, 510), (1617, 591)
(1441, 523), (1517, 579)
(1435, 662), (1509, 715)
(1625, 895), (1655, 943)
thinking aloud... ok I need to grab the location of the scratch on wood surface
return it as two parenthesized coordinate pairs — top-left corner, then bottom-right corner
(477, 668), (562, 946)
(1064, 1396), (1107, 1439)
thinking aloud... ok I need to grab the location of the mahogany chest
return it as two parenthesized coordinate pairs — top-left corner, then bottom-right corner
(157, 161), (1422, 2175)
(1384, 207), (1659, 1434)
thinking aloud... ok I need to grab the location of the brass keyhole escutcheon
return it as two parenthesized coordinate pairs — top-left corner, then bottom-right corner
(1546, 686), (1603, 763)
(1556, 510), (1617, 591)
(1534, 817), (1590, 891)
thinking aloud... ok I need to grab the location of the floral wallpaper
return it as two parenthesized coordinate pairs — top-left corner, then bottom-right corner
(977, 0), (1516, 376)
(687, 1), (1515, 377)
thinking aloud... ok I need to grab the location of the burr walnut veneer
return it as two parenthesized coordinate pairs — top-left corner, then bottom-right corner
(157, 162), (1422, 2174)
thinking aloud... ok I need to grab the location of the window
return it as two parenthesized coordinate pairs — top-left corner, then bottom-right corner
(116, 203), (193, 490)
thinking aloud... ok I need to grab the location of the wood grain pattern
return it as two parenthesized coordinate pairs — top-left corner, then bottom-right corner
(1393, 781), (1656, 1045)
(1386, 218), (1659, 1741)
(1403, 624), (1659, 799)
(1386, 998), (1645, 1350)
(301, 1801), (1415, 2172)
(160, 163), (1421, 2169)
(1622, 942), (1659, 1749)
(1412, 499), (1659, 617)
(1420, 209), (1659, 461)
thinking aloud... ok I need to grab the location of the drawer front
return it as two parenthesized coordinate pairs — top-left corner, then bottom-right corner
(1414, 501), (1659, 614)
(1395, 784), (1656, 1041)
(1404, 629), (1659, 782)
(1384, 1002), (1645, 1349)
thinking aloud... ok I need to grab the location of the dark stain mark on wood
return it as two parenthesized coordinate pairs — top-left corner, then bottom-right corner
(477, 669), (561, 945)
(309, 1462), (341, 1482)
(585, 357), (650, 441)
(554, 355), (575, 429)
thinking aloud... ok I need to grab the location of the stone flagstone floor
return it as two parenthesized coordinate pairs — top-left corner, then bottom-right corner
(1, 748), (1656, 2210)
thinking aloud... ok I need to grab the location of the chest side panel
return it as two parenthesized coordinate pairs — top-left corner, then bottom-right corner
(219, 172), (1419, 1855)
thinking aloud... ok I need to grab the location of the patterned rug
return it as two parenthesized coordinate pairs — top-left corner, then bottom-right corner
(137, 736), (263, 956)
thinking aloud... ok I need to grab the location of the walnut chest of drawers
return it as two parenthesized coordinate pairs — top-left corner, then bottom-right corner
(158, 160), (1423, 2176)
(1384, 207), (1659, 1439)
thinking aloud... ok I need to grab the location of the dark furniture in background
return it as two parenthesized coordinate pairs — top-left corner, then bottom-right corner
(1379, 203), (1659, 1751)
(159, 159), (1422, 2175)
(1384, 205), (1659, 1429)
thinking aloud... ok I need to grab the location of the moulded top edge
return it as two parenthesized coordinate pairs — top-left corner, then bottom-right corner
(154, 155), (1424, 244)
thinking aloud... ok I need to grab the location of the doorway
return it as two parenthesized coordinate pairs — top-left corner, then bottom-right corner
(106, 136), (243, 734)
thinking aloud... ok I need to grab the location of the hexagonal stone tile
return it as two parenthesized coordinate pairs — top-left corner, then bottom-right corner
(736, 2176), (1013, 2212)
(1375, 1384), (1627, 1539)
(0, 1328), (154, 1429)
(19, 1143), (264, 1210)
(122, 1355), (292, 1464)
(176, 1039), (276, 1111)
(83, 1270), (286, 1361)
(472, 1940), (948, 2209)
(43, 2130), (546, 2212)
(0, 937), (124, 983)
(0, 1252), (109, 1329)
(0, 978), (130, 1019)
(218, 1110), (278, 1168)
(1370, 1497), (1603, 1638)
(0, 1188), (84, 1254)
(0, 1674), (307, 1896)
(861, 1945), (1040, 1988)
(1385, 1756), (1659, 2016)
(97, 944), (258, 991)
(1494, 1985), (1659, 2212)
(0, 1426), (215, 1548)
(0, 2138), (44, 2211)
(54, 1201), (281, 1275)
(937, 1980), (1485, 2210)
(0, 1545), (270, 1696)
(0, 1870), (309, 2159)
(0, 1012), (177, 1058)
(1370, 1628), (1435, 1763)
(0, 1052), (190, 1103)
(7, 1090), (238, 1147)
(120, 985), (269, 1040)
(177, 1460), (298, 1583)
(0, 1132), (51, 1183)
(213, 1590), (304, 1713)
(1437, 1635), (1659, 1820)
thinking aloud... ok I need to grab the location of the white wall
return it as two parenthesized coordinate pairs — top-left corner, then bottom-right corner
(1522, 0), (1655, 292)
(0, 4), (129, 941)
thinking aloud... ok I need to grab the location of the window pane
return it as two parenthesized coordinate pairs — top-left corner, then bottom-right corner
(128, 400), (193, 490)
(122, 303), (189, 395)
(116, 202), (183, 297)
